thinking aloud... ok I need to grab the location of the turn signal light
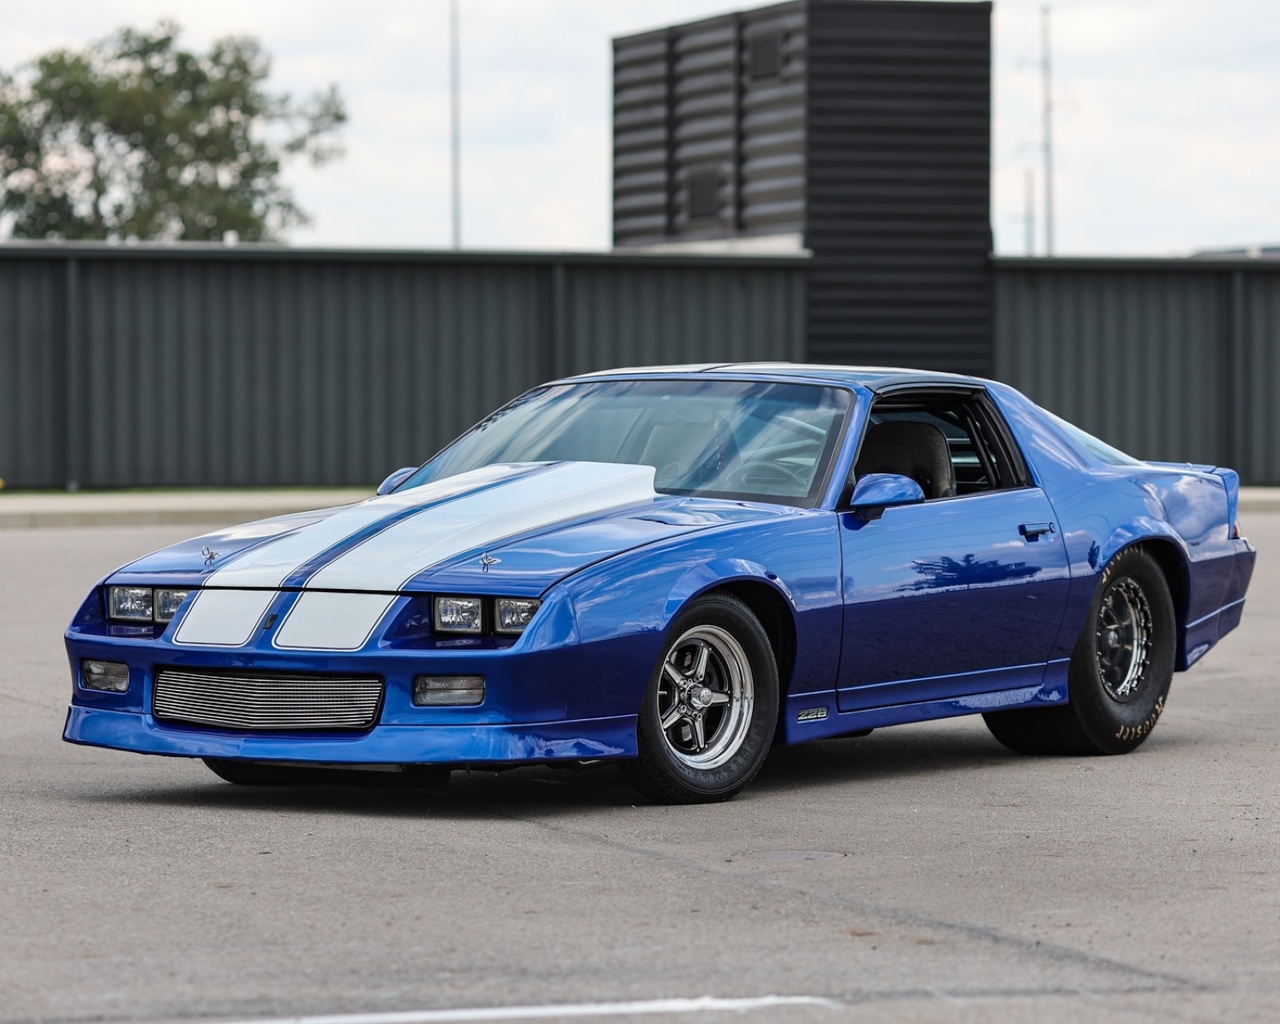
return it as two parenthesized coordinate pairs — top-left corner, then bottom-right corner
(413, 675), (485, 706)
(81, 660), (130, 693)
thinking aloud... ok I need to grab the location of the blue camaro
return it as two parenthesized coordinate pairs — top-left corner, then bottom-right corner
(63, 365), (1256, 803)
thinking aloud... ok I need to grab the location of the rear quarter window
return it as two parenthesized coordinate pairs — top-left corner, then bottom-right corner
(1043, 410), (1143, 466)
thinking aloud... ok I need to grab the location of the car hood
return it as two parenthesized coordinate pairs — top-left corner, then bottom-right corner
(112, 461), (791, 596)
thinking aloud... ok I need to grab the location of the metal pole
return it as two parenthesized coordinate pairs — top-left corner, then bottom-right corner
(1041, 5), (1054, 255)
(450, 0), (461, 249)
(63, 257), (82, 491)
(1024, 167), (1035, 256)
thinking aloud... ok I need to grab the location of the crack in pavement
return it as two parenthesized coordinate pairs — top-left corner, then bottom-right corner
(467, 803), (1209, 996)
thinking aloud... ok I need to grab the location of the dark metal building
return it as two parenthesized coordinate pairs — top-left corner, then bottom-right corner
(612, 0), (993, 374)
(612, 2), (807, 247)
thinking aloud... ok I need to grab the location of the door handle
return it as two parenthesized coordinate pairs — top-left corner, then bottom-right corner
(1019, 521), (1055, 539)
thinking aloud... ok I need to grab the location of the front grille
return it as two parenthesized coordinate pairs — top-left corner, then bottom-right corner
(153, 668), (384, 731)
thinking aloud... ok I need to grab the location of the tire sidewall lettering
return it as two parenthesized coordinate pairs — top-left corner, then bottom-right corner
(1074, 546), (1176, 754)
(1114, 694), (1165, 742)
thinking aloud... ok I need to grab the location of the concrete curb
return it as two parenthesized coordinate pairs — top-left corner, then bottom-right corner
(1, 487), (1277, 530)
(0, 490), (370, 530)
(1240, 490), (1280, 514)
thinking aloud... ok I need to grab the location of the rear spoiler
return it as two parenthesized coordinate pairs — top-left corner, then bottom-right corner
(1213, 467), (1242, 537)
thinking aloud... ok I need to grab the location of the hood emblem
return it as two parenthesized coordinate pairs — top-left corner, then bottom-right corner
(201, 545), (220, 566)
(479, 552), (501, 572)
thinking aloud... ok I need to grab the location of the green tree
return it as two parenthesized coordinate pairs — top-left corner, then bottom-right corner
(0, 22), (345, 242)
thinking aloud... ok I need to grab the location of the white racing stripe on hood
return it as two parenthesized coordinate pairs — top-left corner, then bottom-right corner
(303, 462), (656, 592)
(174, 464), (534, 647)
(201, 463), (531, 590)
(271, 592), (399, 651)
(272, 462), (656, 651)
(173, 589), (280, 647)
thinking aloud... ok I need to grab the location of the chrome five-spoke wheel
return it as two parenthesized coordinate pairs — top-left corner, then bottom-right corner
(657, 624), (754, 769)
(622, 592), (779, 803)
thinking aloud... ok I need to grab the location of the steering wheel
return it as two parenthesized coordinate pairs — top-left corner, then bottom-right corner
(729, 461), (809, 491)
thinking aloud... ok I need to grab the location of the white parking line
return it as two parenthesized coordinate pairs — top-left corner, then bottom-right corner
(201, 995), (842, 1024)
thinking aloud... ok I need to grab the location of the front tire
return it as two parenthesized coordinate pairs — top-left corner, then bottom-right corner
(984, 546), (1176, 756)
(620, 592), (779, 804)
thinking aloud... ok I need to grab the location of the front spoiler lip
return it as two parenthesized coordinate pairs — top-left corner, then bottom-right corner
(63, 705), (636, 764)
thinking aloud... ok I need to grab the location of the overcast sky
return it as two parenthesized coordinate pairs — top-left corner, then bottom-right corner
(1, 0), (1277, 255)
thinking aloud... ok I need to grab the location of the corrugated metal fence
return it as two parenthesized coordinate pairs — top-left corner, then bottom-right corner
(0, 245), (806, 489)
(994, 257), (1280, 484)
(4, 246), (1280, 489)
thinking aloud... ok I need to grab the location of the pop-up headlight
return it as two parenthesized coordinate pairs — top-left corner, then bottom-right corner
(153, 589), (191, 623)
(495, 598), (541, 634)
(433, 596), (483, 634)
(108, 587), (153, 622)
(107, 586), (192, 624)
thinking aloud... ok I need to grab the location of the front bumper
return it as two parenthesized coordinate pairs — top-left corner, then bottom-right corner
(63, 595), (641, 765)
(63, 705), (636, 764)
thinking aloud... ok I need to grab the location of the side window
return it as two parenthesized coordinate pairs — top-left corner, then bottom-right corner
(855, 392), (1027, 500)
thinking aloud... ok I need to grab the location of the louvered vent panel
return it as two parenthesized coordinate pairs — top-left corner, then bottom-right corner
(748, 30), (783, 80)
(687, 167), (723, 220)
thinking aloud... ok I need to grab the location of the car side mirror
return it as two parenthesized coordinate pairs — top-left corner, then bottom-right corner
(376, 466), (418, 496)
(847, 472), (925, 520)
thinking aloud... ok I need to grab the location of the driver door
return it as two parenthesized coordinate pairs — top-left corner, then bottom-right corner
(836, 391), (1071, 712)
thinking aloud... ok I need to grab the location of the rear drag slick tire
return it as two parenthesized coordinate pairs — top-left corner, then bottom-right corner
(983, 545), (1176, 756)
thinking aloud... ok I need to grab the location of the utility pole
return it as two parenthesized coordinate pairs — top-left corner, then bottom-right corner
(1041, 5), (1054, 255)
(450, 0), (461, 249)
(1024, 167), (1036, 256)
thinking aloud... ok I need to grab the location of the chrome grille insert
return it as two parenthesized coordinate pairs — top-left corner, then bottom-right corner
(153, 668), (383, 731)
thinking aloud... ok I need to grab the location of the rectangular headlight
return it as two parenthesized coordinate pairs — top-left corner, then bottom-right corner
(433, 596), (483, 634)
(414, 675), (485, 706)
(153, 588), (192, 623)
(81, 660), (130, 692)
(495, 597), (541, 634)
(108, 586), (153, 622)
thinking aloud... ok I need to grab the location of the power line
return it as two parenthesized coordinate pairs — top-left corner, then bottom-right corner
(1041, 5), (1054, 256)
(450, 0), (461, 250)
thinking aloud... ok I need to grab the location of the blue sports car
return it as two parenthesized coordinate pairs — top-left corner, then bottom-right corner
(64, 365), (1256, 803)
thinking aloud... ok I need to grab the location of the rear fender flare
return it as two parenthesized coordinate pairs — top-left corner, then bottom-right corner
(1092, 520), (1191, 663)
(1097, 518), (1189, 574)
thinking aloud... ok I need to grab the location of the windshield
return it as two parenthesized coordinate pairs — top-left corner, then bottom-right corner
(401, 378), (852, 506)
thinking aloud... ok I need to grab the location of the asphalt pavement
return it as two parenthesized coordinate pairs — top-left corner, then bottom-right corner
(0, 515), (1276, 1024)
